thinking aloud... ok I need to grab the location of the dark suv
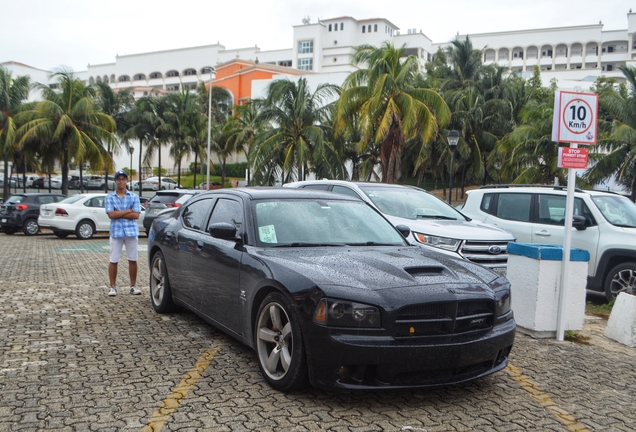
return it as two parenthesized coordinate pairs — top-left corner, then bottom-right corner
(142, 190), (206, 234)
(1, 193), (66, 235)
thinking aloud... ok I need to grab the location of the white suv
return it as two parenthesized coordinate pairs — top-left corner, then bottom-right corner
(459, 185), (636, 301)
(284, 180), (516, 274)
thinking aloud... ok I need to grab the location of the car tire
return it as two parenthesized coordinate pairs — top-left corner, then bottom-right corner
(604, 262), (636, 301)
(53, 231), (70, 238)
(75, 220), (95, 240)
(23, 218), (39, 236)
(150, 251), (176, 313)
(254, 292), (309, 392)
(161, 186), (166, 190)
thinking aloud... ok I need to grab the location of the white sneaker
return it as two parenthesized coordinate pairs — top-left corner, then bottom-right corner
(130, 286), (141, 295)
(108, 287), (117, 296)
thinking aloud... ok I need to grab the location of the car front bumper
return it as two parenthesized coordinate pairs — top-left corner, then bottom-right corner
(303, 313), (516, 390)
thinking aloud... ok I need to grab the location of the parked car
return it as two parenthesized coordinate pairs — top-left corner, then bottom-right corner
(32, 177), (46, 189)
(0, 177), (17, 188)
(48, 176), (70, 189)
(147, 188), (515, 391)
(460, 185), (636, 301)
(284, 180), (516, 274)
(142, 176), (180, 191)
(68, 176), (82, 189)
(1, 193), (66, 235)
(83, 175), (115, 190)
(38, 193), (145, 239)
(142, 190), (206, 234)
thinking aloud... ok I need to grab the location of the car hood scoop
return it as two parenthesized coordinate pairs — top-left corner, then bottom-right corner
(257, 247), (496, 290)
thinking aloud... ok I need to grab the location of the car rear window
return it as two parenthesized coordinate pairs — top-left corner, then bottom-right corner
(5, 195), (26, 204)
(149, 194), (180, 204)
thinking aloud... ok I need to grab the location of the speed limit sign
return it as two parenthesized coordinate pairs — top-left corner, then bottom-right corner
(551, 90), (598, 144)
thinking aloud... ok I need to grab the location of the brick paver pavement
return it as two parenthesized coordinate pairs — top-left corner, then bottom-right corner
(0, 232), (634, 431)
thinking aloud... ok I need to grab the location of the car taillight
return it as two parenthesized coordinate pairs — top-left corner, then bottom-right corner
(55, 208), (69, 216)
(165, 203), (181, 208)
(15, 204), (28, 211)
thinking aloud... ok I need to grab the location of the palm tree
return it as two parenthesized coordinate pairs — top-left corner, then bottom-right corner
(584, 65), (636, 201)
(445, 36), (485, 89)
(16, 71), (116, 195)
(335, 42), (451, 183)
(125, 95), (159, 196)
(251, 78), (340, 184)
(494, 101), (565, 185)
(94, 82), (134, 191)
(224, 101), (268, 185)
(0, 66), (30, 199)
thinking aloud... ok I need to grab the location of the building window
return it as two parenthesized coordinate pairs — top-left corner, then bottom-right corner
(278, 60), (292, 67)
(329, 24), (332, 31)
(334, 24), (338, 31)
(298, 58), (313, 71)
(298, 40), (314, 54)
(183, 69), (197, 76)
(166, 70), (179, 78)
(167, 85), (180, 91)
(362, 26), (365, 33)
(368, 25), (371, 33)
(149, 72), (161, 79)
(340, 23), (343, 30)
(374, 24), (377, 32)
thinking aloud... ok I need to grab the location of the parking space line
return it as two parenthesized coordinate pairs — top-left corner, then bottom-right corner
(506, 364), (590, 432)
(144, 345), (221, 432)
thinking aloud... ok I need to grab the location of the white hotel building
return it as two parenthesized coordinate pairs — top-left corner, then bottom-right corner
(7, 11), (636, 97)
(3, 11), (636, 172)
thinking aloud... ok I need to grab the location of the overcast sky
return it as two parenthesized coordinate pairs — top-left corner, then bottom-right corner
(2, 0), (634, 72)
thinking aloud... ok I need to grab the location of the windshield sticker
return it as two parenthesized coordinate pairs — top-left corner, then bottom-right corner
(259, 225), (278, 243)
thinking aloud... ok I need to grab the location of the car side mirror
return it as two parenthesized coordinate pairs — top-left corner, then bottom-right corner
(572, 215), (587, 231)
(208, 222), (240, 240)
(395, 224), (411, 238)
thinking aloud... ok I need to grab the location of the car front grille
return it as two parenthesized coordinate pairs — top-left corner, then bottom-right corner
(460, 240), (510, 268)
(394, 300), (494, 338)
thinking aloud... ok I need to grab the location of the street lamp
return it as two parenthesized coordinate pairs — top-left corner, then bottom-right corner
(447, 130), (460, 205)
(128, 145), (134, 190)
(206, 67), (215, 190)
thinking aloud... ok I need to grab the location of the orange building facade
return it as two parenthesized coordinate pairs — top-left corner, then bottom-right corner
(207, 59), (312, 105)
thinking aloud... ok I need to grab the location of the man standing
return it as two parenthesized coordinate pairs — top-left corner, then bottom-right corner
(105, 170), (142, 296)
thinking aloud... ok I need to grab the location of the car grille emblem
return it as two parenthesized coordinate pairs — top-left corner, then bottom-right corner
(488, 245), (503, 254)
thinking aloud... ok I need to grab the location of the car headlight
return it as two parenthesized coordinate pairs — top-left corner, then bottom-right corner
(313, 298), (381, 328)
(495, 288), (511, 316)
(413, 233), (462, 252)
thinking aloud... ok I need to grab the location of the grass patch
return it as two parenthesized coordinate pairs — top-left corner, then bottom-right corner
(564, 331), (592, 345)
(585, 298), (615, 319)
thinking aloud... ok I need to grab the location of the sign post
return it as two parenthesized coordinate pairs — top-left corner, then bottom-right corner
(551, 90), (598, 342)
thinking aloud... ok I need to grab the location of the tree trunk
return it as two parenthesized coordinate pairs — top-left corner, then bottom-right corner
(381, 125), (403, 184)
(3, 154), (10, 200)
(138, 138), (143, 197)
(158, 148), (162, 190)
(62, 147), (69, 196)
(193, 152), (198, 189)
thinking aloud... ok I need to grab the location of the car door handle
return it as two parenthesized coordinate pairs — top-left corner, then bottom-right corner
(196, 240), (204, 250)
(535, 230), (551, 236)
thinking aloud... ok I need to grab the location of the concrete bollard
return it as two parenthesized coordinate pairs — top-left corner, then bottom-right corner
(604, 292), (636, 347)
(506, 243), (590, 338)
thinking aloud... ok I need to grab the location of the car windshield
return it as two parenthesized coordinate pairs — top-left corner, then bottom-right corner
(254, 199), (406, 247)
(591, 195), (636, 228)
(359, 185), (465, 220)
(5, 195), (26, 204)
(59, 195), (85, 204)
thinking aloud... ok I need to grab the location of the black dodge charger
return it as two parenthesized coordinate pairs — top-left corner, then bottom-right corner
(148, 188), (515, 392)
